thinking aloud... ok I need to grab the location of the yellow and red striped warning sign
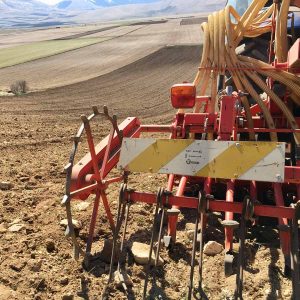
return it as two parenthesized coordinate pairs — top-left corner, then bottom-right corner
(118, 139), (285, 182)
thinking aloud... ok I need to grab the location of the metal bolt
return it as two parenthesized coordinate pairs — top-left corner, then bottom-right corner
(276, 174), (281, 180)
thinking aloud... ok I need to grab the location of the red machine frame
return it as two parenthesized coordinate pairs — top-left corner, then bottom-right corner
(62, 39), (300, 300)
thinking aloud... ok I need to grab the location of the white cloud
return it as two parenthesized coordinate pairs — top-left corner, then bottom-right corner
(38, 0), (61, 4)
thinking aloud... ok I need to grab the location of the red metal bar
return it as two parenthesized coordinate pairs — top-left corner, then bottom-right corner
(104, 176), (124, 185)
(70, 182), (98, 198)
(274, 183), (290, 255)
(225, 180), (235, 252)
(71, 117), (141, 199)
(241, 100), (268, 117)
(168, 176), (187, 242)
(127, 192), (295, 219)
(183, 113), (217, 126)
(140, 125), (174, 133)
(167, 174), (175, 192)
(100, 127), (115, 180)
(86, 191), (101, 254)
(285, 166), (300, 183)
(202, 177), (212, 239)
(237, 128), (300, 133)
(250, 181), (258, 225)
(204, 177), (212, 194)
(100, 191), (115, 231)
(218, 96), (237, 140)
(84, 121), (101, 182)
(188, 127), (214, 134)
(103, 125), (141, 180)
(297, 185), (300, 200)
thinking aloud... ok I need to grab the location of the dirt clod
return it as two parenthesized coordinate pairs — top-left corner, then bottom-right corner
(60, 219), (82, 230)
(131, 242), (163, 266)
(8, 223), (25, 232)
(203, 241), (224, 256)
(28, 259), (42, 272)
(0, 181), (13, 190)
(99, 239), (120, 263)
(74, 202), (90, 211)
(114, 270), (133, 289)
(0, 223), (7, 233)
(59, 277), (69, 286)
(45, 238), (56, 253)
(10, 260), (26, 272)
(62, 294), (74, 300)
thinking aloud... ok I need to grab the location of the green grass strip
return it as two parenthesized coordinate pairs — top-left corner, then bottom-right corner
(0, 37), (107, 69)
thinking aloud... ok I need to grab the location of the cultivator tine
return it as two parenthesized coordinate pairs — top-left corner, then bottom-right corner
(198, 195), (210, 290)
(92, 106), (101, 116)
(101, 184), (131, 299)
(234, 196), (254, 300)
(187, 192), (210, 299)
(65, 198), (85, 260)
(143, 187), (164, 299)
(102, 105), (122, 142)
(115, 189), (133, 293)
(108, 184), (127, 283)
(290, 201), (300, 300)
(188, 191), (202, 299)
(155, 208), (165, 266)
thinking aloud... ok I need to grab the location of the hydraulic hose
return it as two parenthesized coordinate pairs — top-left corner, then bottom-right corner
(193, 0), (300, 144)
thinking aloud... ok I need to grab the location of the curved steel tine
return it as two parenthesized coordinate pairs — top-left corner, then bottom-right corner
(65, 200), (85, 260)
(198, 192), (207, 298)
(115, 202), (131, 294)
(119, 203), (131, 269)
(143, 187), (163, 299)
(92, 105), (106, 117)
(290, 202), (300, 300)
(188, 191), (202, 300)
(234, 196), (252, 300)
(108, 184), (127, 282)
(103, 105), (109, 116)
(112, 114), (122, 142)
(81, 114), (89, 123)
(155, 189), (170, 267)
(198, 204), (205, 289)
(155, 207), (165, 266)
(92, 106), (100, 115)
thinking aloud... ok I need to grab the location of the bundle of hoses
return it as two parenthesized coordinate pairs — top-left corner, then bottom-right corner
(193, 0), (300, 144)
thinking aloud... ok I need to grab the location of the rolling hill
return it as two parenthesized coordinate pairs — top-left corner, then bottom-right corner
(0, 0), (226, 27)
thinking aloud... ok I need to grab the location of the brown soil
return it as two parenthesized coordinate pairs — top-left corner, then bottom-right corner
(0, 44), (292, 300)
(0, 24), (114, 49)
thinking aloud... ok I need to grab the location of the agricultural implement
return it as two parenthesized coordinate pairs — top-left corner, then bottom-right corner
(62, 0), (300, 298)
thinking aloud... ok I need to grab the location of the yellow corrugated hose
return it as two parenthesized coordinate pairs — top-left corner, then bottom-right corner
(193, 0), (300, 144)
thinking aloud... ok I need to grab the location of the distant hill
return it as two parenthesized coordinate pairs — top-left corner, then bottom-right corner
(0, 0), (226, 28)
(55, 0), (159, 10)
